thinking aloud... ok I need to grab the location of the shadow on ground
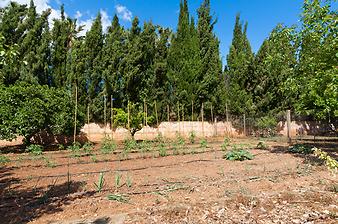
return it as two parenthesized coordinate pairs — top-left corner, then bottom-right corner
(0, 165), (92, 224)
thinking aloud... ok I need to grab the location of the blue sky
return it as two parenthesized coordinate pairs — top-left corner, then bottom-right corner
(1, 0), (314, 62)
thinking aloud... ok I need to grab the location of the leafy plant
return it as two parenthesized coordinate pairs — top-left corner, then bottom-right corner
(313, 148), (338, 173)
(221, 137), (230, 152)
(288, 144), (313, 154)
(57, 144), (65, 150)
(189, 131), (196, 144)
(256, 141), (268, 150)
(158, 143), (167, 157)
(44, 157), (56, 168)
(26, 144), (43, 156)
(91, 155), (98, 163)
(115, 172), (122, 189)
(171, 142), (179, 155)
(254, 115), (277, 137)
(224, 146), (254, 161)
(83, 142), (94, 153)
(0, 155), (10, 165)
(67, 142), (82, 157)
(94, 172), (105, 193)
(200, 138), (208, 150)
(107, 194), (129, 203)
(139, 140), (151, 157)
(124, 138), (137, 152)
(100, 137), (116, 154)
(126, 175), (132, 188)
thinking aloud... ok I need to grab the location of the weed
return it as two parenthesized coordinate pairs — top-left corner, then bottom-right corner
(94, 172), (105, 193)
(83, 142), (94, 154)
(0, 155), (10, 165)
(126, 175), (132, 188)
(100, 137), (116, 154)
(224, 146), (254, 161)
(256, 141), (268, 150)
(158, 143), (167, 157)
(107, 194), (129, 203)
(200, 138), (208, 151)
(26, 144), (43, 156)
(124, 138), (137, 151)
(67, 142), (82, 157)
(57, 144), (65, 150)
(171, 142), (179, 155)
(189, 131), (196, 144)
(221, 137), (230, 152)
(288, 144), (313, 154)
(115, 172), (122, 189)
(155, 133), (164, 143)
(139, 140), (151, 158)
(44, 157), (56, 168)
(91, 155), (98, 163)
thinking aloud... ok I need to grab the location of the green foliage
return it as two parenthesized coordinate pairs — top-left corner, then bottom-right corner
(0, 155), (10, 165)
(158, 143), (168, 157)
(288, 144), (313, 154)
(256, 141), (269, 150)
(221, 137), (230, 151)
(254, 115), (277, 137)
(83, 142), (94, 153)
(126, 175), (132, 188)
(94, 172), (105, 193)
(67, 141), (81, 152)
(0, 83), (82, 143)
(107, 194), (129, 203)
(26, 144), (43, 156)
(100, 137), (116, 154)
(114, 172), (122, 189)
(200, 138), (208, 150)
(224, 146), (254, 161)
(189, 131), (196, 144)
(313, 148), (338, 173)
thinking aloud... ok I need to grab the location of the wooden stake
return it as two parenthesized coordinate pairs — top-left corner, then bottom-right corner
(202, 102), (204, 137)
(211, 104), (214, 124)
(111, 96), (114, 139)
(87, 104), (90, 139)
(177, 102), (180, 134)
(167, 105), (170, 122)
(143, 99), (146, 127)
(226, 102), (229, 123)
(243, 114), (246, 136)
(145, 102), (148, 126)
(73, 84), (78, 143)
(287, 110), (291, 143)
(154, 100), (159, 127)
(127, 101), (130, 130)
(191, 100), (194, 122)
(104, 95), (107, 136)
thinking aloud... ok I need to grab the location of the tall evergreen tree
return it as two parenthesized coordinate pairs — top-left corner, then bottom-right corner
(226, 14), (254, 115)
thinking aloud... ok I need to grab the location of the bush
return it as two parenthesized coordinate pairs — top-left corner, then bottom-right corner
(254, 115), (277, 138)
(100, 138), (116, 154)
(26, 144), (43, 156)
(189, 131), (196, 144)
(288, 144), (313, 154)
(224, 146), (254, 161)
(221, 137), (230, 151)
(0, 83), (83, 144)
(256, 141), (269, 150)
(0, 155), (10, 165)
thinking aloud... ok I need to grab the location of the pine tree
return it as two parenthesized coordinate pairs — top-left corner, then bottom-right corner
(197, 0), (222, 116)
(84, 12), (104, 121)
(226, 14), (254, 115)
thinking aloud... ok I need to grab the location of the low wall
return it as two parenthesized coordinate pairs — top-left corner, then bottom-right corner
(277, 121), (336, 137)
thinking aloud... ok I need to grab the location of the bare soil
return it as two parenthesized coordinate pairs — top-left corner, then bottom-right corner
(0, 138), (337, 224)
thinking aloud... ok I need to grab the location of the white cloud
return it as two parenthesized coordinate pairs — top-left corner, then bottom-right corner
(115, 4), (133, 22)
(77, 10), (111, 36)
(75, 10), (82, 19)
(0, 0), (61, 26)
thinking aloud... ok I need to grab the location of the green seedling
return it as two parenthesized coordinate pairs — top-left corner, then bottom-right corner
(126, 175), (132, 188)
(189, 131), (196, 144)
(0, 155), (10, 165)
(26, 144), (43, 156)
(107, 194), (129, 203)
(115, 172), (122, 189)
(158, 143), (167, 157)
(94, 172), (105, 193)
(100, 138), (116, 154)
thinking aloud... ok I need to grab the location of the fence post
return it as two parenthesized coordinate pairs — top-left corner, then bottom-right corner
(104, 95), (107, 136)
(287, 110), (291, 143)
(202, 102), (204, 137)
(73, 84), (78, 143)
(111, 97), (114, 139)
(167, 105), (170, 122)
(87, 104), (90, 139)
(243, 113), (246, 136)
(177, 102), (180, 135)
(127, 101), (130, 131)
(226, 102), (229, 123)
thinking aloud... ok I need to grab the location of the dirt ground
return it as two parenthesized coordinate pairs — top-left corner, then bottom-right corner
(0, 138), (337, 224)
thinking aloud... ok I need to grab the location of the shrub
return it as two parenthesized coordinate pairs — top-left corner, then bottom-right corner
(158, 143), (167, 157)
(224, 146), (254, 161)
(200, 139), (208, 150)
(100, 138), (116, 154)
(26, 144), (43, 156)
(67, 141), (81, 152)
(254, 115), (277, 137)
(256, 141), (269, 150)
(288, 144), (313, 154)
(189, 131), (196, 144)
(221, 137), (230, 151)
(0, 155), (10, 165)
